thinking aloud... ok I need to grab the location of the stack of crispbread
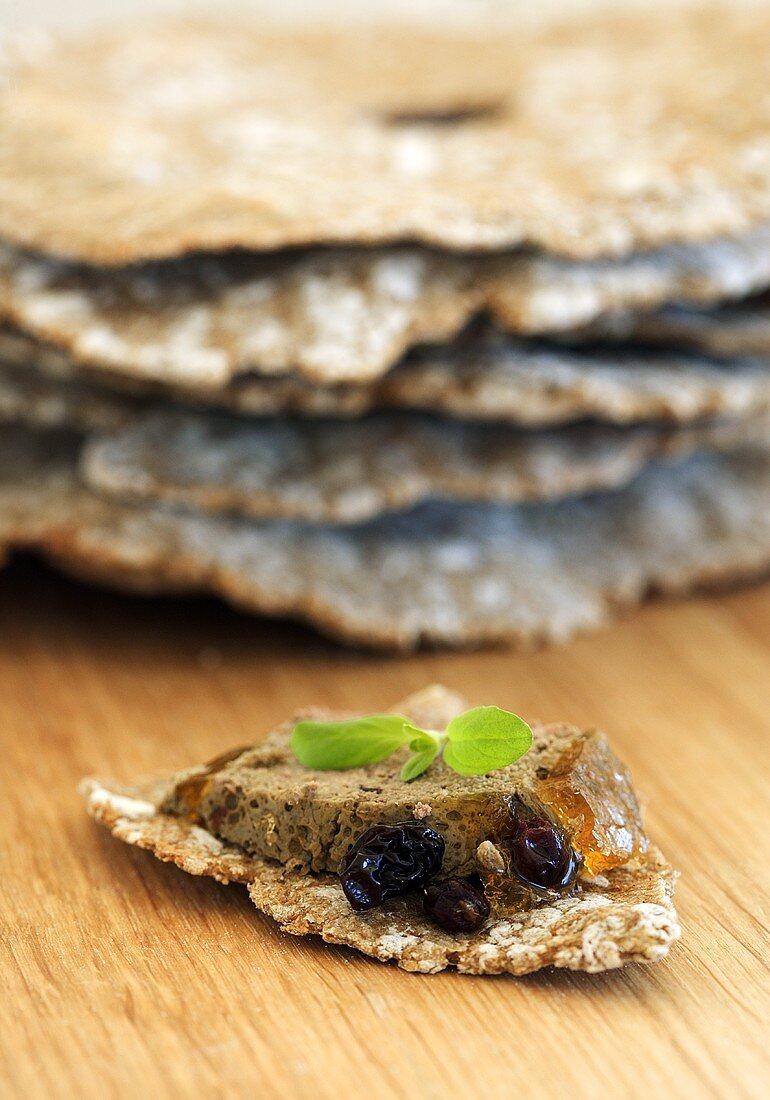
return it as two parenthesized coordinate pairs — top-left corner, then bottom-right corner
(2, 4), (770, 649)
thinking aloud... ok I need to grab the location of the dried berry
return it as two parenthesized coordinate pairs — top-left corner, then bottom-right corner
(423, 878), (490, 933)
(498, 796), (581, 898)
(506, 814), (580, 895)
(478, 795), (581, 914)
(339, 821), (445, 912)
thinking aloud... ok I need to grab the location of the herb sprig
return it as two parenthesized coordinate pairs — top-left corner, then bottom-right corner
(291, 706), (533, 782)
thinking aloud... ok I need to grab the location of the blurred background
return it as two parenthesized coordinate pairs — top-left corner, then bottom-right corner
(0, 0), (660, 31)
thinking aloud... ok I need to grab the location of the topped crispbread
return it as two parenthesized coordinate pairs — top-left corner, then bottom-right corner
(5, 5), (770, 263)
(80, 686), (680, 976)
(81, 768), (679, 976)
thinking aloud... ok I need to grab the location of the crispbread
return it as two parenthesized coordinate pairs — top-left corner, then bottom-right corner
(5, 7), (770, 263)
(2, 428), (770, 649)
(79, 685), (680, 976)
(375, 340), (770, 426)
(5, 228), (770, 383)
(80, 407), (770, 524)
(81, 774), (679, 975)
(6, 324), (770, 428)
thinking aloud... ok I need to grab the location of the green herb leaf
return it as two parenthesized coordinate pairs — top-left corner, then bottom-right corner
(399, 745), (440, 782)
(399, 732), (441, 782)
(442, 706), (533, 777)
(291, 714), (421, 770)
(291, 703), (533, 781)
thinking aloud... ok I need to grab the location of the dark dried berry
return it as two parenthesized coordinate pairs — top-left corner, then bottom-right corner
(503, 801), (580, 897)
(339, 821), (445, 912)
(423, 877), (490, 933)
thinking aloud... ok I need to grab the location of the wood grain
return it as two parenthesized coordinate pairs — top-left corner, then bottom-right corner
(1, 560), (768, 1100)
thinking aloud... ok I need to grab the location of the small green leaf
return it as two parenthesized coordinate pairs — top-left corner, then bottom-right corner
(399, 733), (441, 782)
(443, 706), (533, 777)
(407, 729), (441, 752)
(291, 703), (532, 781)
(291, 714), (420, 770)
(400, 746), (440, 782)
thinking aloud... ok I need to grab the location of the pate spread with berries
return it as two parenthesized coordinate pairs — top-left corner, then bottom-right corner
(161, 684), (649, 933)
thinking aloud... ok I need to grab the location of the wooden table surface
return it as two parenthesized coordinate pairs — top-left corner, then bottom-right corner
(1, 560), (768, 1099)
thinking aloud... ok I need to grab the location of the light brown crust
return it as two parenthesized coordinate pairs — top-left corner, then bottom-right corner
(5, 7), (770, 263)
(81, 775), (261, 885)
(80, 685), (680, 977)
(48, 448), (770, 650)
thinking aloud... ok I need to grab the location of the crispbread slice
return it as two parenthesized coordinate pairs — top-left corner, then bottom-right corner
(80, 685), (680, 976)
(3, 245), (475, 387)
(378, 340), (770, 426)
(2, 427), (770, 649)
(6, 324), (770, 429)
(5, 7), (770, 262)
(82, 775), (678, 976)
(4, 228), (770, 384)
(80, 407), (770, 524)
